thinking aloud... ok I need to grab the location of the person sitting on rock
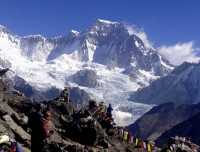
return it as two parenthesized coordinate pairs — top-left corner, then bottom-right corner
(59, 87), (70, 103)
(105, 117), (116, 133)
(97, 102), (107, 122)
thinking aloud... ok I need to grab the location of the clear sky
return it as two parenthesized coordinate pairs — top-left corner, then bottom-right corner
(0, 0), (200, 65)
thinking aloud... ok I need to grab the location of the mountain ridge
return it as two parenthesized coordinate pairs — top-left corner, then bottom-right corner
(130, 61), (200, 105)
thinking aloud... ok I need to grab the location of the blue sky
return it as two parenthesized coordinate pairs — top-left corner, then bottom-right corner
(0, 0), (200, 65)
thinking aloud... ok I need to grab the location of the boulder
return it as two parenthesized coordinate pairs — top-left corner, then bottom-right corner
(0, 119), (15, 139)
(2, 115), (30, 141)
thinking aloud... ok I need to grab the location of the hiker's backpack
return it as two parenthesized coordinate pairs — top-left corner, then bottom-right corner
(10, 141), (23, 152)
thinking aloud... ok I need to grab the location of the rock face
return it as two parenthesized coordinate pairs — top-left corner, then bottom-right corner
(126, 102), (200, 142)
(130, 62), (200, 104)
(73, 69), (99, 88)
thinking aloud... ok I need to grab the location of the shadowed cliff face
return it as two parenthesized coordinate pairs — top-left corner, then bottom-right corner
(155, 112), (200, 147)
(126, 102), (200, 142)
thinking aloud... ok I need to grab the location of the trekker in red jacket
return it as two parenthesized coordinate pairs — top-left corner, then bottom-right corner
(31, 111), (54, 152)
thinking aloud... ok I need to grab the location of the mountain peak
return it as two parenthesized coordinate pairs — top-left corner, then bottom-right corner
(70, 30), (79, 36)
(89, 19), (126, 36)
(97, 19), (119, 25)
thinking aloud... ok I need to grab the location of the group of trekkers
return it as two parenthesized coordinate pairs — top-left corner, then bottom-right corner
(73, 100), (162, 152)
(82, 100), (114, 131)
(79, 100), (200, 152)
(90, 101), (116, 132)
(24, 91), (167, 152)
(70, 100), (115, 133)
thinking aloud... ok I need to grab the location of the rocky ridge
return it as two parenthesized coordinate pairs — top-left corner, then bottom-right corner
(0, 79), (146, 152)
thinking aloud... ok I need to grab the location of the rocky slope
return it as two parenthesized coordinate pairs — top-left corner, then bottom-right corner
(0, 79), (146, 152)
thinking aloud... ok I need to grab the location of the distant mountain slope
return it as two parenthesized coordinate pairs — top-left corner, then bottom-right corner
(156, 112), (200, 146)
(130, 62), (200, 104)
(126, 102), (200, 141)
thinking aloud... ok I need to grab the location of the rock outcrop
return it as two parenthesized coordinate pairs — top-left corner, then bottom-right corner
(73, 69), (99, 88)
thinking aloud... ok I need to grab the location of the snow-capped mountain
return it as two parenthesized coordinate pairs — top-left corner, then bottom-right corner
(130, 61), (200, 104)
(0, 20), (174, 126)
